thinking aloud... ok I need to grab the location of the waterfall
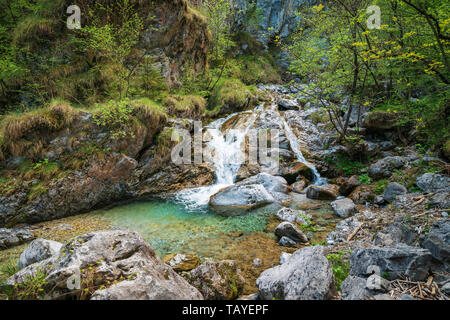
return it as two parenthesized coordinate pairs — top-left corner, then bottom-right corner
(174, 110), (258, 211)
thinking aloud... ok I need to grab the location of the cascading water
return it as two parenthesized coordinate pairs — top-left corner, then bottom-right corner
(174, 110), (258, 211)
(279, 112), (327, 186)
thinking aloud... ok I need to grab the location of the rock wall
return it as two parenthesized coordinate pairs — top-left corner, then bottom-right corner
(232, 0), (315, 46)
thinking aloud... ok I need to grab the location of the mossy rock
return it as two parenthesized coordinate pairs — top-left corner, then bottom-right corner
(163, 253), (200, 272)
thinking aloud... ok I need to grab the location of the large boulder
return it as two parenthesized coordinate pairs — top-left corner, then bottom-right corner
(17, 238), (63, 269)
(237, 173), (290, 202)
(5, 230), (203, 300)
(373, 223), (416, 247)
(184, 260), (245, 300)
(369, 156), (407, 179)
(0, 227), (35, 250)
(416, 173), (450, 193)
(274, 222), (308, 243)
(256, 246), (335, 300)
(349, 244), (432, 281)
(420, 219), (449, 264)
(209, 184), (275, 216)
(331, 198), (357, 218)
(383, 182), (407, 203)
(306, 185), (339, 201)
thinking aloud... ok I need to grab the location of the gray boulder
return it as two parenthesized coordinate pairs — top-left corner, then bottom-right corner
(17, 238), (63, 269)
(349, 244), (432, 281)
(274, 222), (308, 243)
(340, 276), (375, 300)
(185, 260), (245, 300)
(0, 227), (35, 250)
(369, 156), (407, 179)
(429, 192), (450, 209)
(420, 218), (449, 264)
(280, 252), (292, 265)
(5, 230), (203, 300)
(237, 173), (290, 203)
(383, 182), (407, 203)
(256, 246), (335, 300)
(209, 184), (275, 216)
(331, 198), (357, 218)
(416, 173), (450, 193)
(276, 207), (311, 225)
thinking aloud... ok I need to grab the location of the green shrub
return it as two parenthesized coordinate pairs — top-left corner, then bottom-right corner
(326, 251), (350, 291)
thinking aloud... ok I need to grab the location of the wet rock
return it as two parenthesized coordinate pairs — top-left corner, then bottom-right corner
(337, 176), (360, 196)
(416, 173), (450, 193)
(280, 162), (315, 184)
(274, 222), (308, 243)
(420, 219), (449, 264)
(441, 282), (450, 295)
(331, 198), (357, 218)
(340, 276), (376, 300)
(256, 246), (335, 300)
(238, 173), (289, 194)
(290, 179), (308, 193)
(163, 253), (200, 272)
(0, 227), (35, 250)
(383, 182), (407, 203)
(185, 260), (245, 300)
(327, 216), (362, 245)
(349, 244), (432, 281)
(17, 238), (63, 269)
(276, 207), (312, 225)
(369, 156), (407, 179)
(6, 230), (203, 300)
(209, 184), (275, 216)
(306, 185), (339, 201)
(373, 223), (416, 246)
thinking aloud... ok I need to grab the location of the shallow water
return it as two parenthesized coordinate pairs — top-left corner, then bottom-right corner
(90, 200), (281, 259)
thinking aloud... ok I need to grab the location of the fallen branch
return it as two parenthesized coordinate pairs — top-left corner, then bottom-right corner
(347, 224), (362, 242)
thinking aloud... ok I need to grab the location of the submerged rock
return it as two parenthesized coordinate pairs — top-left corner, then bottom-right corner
(5, 230), (203, 300)
(163, 253), (200, 272)
(17, 238), (62, 269)
(185, 260), (245, 300)
(209, 184), (275, 216)
(0, 227), (35, 250)
(331, 198), (357, 218)
(256, 246), (335, 300)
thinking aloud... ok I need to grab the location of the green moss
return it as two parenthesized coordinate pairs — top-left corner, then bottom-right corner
(164, 95), (207, 119)
(207, 79), (255, 117)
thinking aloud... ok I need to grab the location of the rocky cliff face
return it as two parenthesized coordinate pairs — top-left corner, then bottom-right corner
(232, 0), (314, 46)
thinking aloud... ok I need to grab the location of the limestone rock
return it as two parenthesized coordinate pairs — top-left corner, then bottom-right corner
(331, 198), (357, 218)
(163, 253), (200, 272)
(274, 222), (308, 243)
(256, 246), (335, 300)
(17, 238), (62, 269)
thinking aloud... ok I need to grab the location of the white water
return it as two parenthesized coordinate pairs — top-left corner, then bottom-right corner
(175, 93), (327, 210)
(174, 110), (258, 211)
